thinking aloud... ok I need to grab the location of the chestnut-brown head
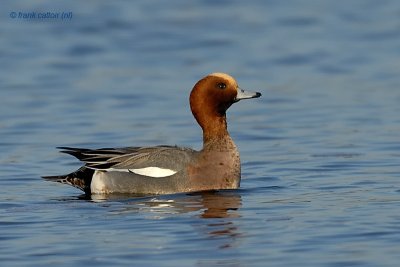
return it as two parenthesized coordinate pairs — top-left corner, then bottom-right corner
(189, 73), (261, 141)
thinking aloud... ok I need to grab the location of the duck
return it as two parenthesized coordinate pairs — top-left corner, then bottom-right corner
(43, 73), (261, 195)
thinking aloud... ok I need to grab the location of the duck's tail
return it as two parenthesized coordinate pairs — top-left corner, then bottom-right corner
(42, 167), (94, 194)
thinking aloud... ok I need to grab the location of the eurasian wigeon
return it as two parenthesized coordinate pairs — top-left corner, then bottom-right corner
(43, 73), (261, 195)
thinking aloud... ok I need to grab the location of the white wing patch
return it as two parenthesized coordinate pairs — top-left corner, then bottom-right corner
(106, 167), (177, 178)
(90, 167), (178, 194)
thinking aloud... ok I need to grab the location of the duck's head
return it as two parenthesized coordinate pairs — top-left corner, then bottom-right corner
(189, 73), (261, 137)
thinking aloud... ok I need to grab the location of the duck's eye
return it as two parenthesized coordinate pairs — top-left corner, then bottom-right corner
(217, 83), (226, 89)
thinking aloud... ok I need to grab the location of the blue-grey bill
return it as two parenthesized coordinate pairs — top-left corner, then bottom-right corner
(235, 87), (262, 102)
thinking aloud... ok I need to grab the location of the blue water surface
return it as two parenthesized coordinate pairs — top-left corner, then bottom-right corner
(1, 0), (400, 266)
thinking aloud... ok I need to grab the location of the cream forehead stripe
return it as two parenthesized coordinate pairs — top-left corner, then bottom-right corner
(209, 73), (237, 85)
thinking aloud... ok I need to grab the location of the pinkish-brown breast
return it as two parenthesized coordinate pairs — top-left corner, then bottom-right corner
(186, 139), (241, 191)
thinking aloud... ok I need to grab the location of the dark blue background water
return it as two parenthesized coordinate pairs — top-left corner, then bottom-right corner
(1, 1), (400, 266)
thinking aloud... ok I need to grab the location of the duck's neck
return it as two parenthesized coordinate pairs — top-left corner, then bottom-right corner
(201, 115), (235, 150)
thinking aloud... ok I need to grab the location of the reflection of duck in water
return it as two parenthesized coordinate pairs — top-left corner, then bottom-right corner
(87, 191), (243, 258)
(91, 191), (242, 220)
(105, 191), (242, 247)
